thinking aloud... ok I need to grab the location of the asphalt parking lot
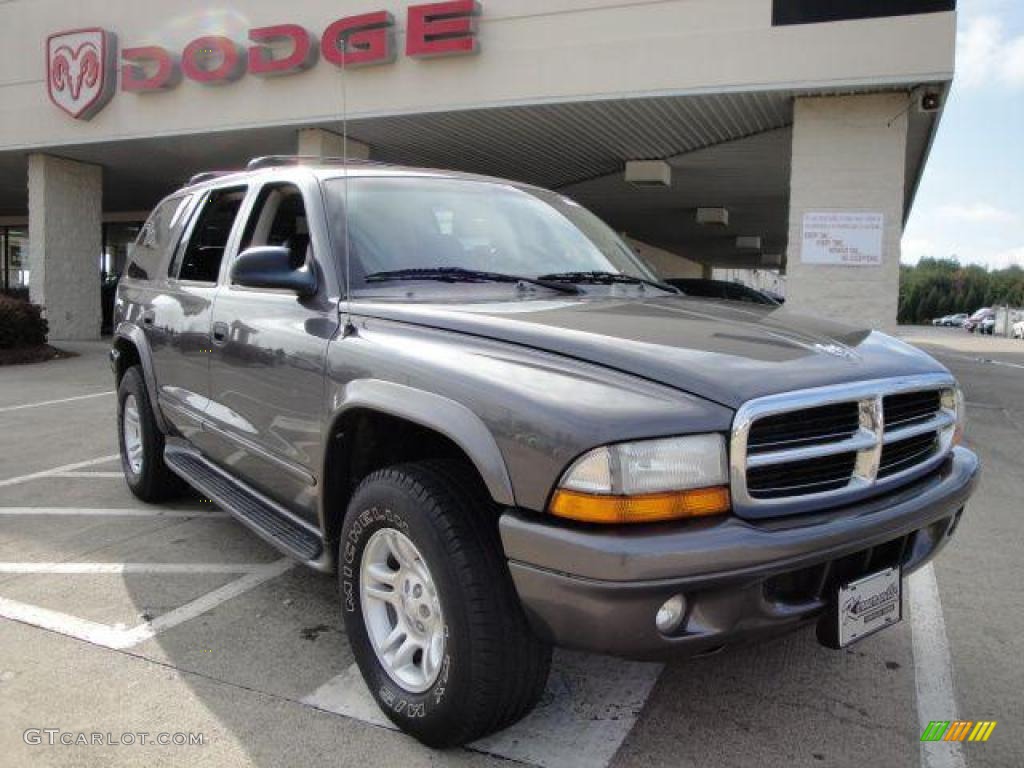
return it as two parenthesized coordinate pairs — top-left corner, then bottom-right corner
(0, 329), (1021, 768)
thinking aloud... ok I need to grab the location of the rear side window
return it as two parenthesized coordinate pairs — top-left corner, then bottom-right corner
(174, 187), (246, 283)
(127, 195), (191, 280)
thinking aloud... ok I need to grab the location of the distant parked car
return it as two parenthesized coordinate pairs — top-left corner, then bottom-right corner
(1013, 320), (1024, 339)
(945, 314), (968, 327)
(979, 316), (996, 336)
(964, 308), (994, 333)
(932, 315), (949, 326)
(665, 278), (780, 305)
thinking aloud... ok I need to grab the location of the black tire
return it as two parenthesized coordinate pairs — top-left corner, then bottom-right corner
(339, 460), (552, 748)
(117, 365), (184, 502)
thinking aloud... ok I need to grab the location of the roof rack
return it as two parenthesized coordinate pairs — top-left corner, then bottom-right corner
(246, 155), (388, 171)
(187, 170), (238, 186)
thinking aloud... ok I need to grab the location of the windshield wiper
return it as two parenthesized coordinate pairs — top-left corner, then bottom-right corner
(363, 267), (581, 295)
(538, 271), (680, 294)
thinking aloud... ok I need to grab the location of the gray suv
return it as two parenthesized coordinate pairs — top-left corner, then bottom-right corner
(112, 157), (979, 747)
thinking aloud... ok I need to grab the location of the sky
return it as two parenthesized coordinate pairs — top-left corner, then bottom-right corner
(902, 0), (1024, 270)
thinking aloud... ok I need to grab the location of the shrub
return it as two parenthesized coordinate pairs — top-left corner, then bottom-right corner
(0, 296), (48, 349)
(1, 286), (29, 301)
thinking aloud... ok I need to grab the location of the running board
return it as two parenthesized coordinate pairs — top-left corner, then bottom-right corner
(164, 448), (324, 564)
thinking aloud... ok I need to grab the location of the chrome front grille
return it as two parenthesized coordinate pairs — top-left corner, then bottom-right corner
(730, 374), (958, 517)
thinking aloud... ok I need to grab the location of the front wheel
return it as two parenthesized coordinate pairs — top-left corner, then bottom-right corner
(339, 461), (551, 748)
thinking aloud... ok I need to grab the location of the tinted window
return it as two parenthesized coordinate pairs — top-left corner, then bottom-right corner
(175, 188), (246, 283)
(127, 195), (190, 280)
(240, 184), (311, 269)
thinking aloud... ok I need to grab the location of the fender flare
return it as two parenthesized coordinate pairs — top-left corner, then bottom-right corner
(113, 322), (170, 434)
(328, 379), (516, 507)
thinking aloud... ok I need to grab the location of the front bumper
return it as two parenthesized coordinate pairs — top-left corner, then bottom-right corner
(500, 447), (979, 659)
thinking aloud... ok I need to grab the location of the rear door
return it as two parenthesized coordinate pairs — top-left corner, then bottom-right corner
(204, 176), (339, 523)
(152, 185), (248, 441)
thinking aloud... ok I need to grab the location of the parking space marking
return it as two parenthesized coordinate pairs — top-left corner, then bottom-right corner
(0, 507), (228, 518)
(0, 558), (293, 651)
(49, 471), (125, 478)
(909, 564), (966, 768)
(0, 390), (114, 413)
(0, 562), (272, 574)
(117, 558), (294, 647)
(0, 595), (133, 648)
(302, 650), (664, 768)
(0, 454), (120, 488)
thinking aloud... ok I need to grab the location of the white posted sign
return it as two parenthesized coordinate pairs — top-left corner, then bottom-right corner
(801, 212), (884, 266)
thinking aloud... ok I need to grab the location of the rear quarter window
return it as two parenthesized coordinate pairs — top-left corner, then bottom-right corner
(125, 194), (194, 280)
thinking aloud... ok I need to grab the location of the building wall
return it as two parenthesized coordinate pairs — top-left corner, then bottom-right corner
(0, 1), (955, 152)
(629, 239), (703, 279)
(712, 268), (786, 297)
(785, 93), (909, 330)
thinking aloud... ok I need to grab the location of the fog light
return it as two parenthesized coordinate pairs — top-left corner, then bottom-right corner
(655, 594), (687, 634)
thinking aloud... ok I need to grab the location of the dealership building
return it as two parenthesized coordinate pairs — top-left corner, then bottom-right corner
(0, 0), (956, 339)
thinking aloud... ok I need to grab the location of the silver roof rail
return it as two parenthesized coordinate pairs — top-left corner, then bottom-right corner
(246, 155), (387, 171)
(187, 170), (238, 186)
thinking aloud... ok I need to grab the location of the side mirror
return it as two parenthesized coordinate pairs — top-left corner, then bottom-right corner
(231, 246), (317, 297)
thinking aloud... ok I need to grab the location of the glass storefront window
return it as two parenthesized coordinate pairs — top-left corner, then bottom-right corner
(103, 222), (143, 281)
(3, 227), (29, 296)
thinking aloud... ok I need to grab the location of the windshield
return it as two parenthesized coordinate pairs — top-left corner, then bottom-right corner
(324, 176), (656, 290)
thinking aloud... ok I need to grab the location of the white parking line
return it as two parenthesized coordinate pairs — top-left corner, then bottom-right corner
(0, 391), (114, 413)
(0, 454), (120, 488)
(118, 559), (295, 648)
(49, 471), (125, 478)
(0, 562), (272, 574)
(0, 596), (131, 648)
(0, 559), (294, 651)
(909, 564), (966, 768)
(302, 650), (663, 768)
(0, 507), (227, 518)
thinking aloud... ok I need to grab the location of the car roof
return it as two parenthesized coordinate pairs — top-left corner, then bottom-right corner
(175, 160), (540, 197)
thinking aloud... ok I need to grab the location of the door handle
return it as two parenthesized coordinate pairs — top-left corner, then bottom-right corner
(212, 321), (229, 345)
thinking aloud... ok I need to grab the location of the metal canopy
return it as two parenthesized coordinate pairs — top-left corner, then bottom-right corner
(0, 87), (937, 270)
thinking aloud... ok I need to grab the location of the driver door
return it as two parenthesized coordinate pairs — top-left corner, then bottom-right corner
(204, 178), (339, 524)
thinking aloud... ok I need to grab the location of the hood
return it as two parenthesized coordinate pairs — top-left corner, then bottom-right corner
(352, 295), (948, 409)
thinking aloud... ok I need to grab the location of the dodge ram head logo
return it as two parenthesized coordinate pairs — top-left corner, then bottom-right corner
(47, 28), (117, 120)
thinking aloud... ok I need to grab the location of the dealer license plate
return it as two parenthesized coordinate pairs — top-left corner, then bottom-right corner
(837, 566), (902, 647)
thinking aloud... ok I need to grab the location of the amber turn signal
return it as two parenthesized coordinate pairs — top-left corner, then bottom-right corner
(549, 486), (731, 524)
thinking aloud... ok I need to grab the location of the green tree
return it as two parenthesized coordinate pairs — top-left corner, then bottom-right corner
(898, 257), (1024, 324)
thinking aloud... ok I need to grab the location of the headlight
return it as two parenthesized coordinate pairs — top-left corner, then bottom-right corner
(942, 385), (965, 446)
(549, 434), (730, 524)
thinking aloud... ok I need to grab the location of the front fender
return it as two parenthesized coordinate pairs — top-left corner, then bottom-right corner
(328, 378), (516, 506)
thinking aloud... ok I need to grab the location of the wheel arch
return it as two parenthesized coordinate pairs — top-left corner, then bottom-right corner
(112, 322), (169, 433)
(320, 379), (516, 546)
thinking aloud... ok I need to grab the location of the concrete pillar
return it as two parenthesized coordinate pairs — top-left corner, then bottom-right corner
(296, 128), (370, 160)
(785, 93), (908, 330)
(28, 154), (103, 340)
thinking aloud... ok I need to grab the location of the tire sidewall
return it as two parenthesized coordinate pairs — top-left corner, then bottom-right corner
(339, 482), (469, 737)
(117, 368), (157, 495)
